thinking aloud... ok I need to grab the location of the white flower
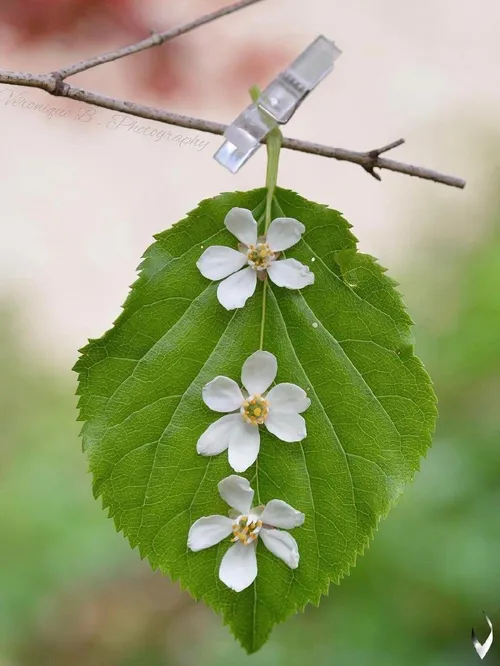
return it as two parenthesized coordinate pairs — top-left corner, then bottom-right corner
(196, 207), (315, 310)
(188, 475), (305, 592)
(197, 350), (311, 472)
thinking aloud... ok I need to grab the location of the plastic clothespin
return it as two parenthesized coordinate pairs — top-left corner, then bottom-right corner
(214, 35), (342, 173)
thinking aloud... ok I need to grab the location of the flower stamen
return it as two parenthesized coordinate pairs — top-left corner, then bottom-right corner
(246, 243), (274, 271)
(231, 515), (263, 545)
(241, 394), (269, 426)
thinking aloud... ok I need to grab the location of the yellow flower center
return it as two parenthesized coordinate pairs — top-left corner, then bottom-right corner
(231, 515), (263, 546)
(241, 394), (269, 425)
(246, 243), (274, 271)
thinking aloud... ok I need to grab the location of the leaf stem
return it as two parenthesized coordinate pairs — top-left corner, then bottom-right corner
(249, 86), (283, 351)
(264, 126), (282, 232)
(254, 459), (261, 505)
(258, 279), (268, 350)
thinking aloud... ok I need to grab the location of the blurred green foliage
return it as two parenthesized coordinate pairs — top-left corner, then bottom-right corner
(1, 207), (499, 665)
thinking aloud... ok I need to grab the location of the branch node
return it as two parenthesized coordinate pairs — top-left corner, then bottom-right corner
(363, 165), (382, 182)
(360, 138), (405, 182)
(49, 72), (69, 97)
(150, 32), (163, 46)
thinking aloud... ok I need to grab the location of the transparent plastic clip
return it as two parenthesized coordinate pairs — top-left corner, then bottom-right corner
(214, 35), (342, 173)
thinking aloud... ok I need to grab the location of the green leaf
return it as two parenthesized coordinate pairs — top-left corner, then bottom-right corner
(74, 187), (437, 652)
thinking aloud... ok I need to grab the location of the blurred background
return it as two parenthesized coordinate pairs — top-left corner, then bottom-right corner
(0, 1), (499, 664)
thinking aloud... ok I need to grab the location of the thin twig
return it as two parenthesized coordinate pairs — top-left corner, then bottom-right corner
(56, 0), (264, 79)
(360, 138), (406, 181)
(370, 139), (406, 156)
(0, 0), (466, 190)
(280, 136), (465, 188)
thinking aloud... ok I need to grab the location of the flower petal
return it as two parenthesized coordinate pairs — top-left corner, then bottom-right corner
(265, 411), (307, 442)
(197, 414), (241, 456)
(217, 267), (257, 311)
(228, 418), (260, 473)
(188, 515), (233, 552)
(261, 499), (305, 529)
(249, 506), (264, 521)
(202, 376), (243, 413)
(219, 540), (258, 592)
(224, 207), (258, 247)
(266, 217), (305, 251)
(241, 350), (277, 395)
(217, 474), (254, 514)
(230, 506), (264, 523)
(196, 246), (247, 281)
(266, 383), (311, 414)
(260, 528), (300, 569)
(267, 258), (315, 289)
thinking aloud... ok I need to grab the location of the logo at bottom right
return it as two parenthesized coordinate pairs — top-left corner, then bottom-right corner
(472, 613), (493, 660)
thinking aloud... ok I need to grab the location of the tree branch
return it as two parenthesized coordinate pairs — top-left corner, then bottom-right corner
(0, 0), (466, 190)
(56, 0), (264, 79)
